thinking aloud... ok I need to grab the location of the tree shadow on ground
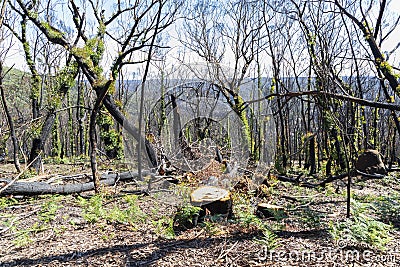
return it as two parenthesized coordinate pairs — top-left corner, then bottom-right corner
(2, 232), (260, 267)
(2, 243), (147, 267)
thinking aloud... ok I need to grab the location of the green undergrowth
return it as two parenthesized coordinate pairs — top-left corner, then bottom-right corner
(1, 169), (398, 253)
(329, 200), (393, 250)
(77, 194), (147, 226)
(354, 192), (400, 228)
(1, 195), (64, 248)
(153, 216), (175, 239)
(232, 192), (281, 251)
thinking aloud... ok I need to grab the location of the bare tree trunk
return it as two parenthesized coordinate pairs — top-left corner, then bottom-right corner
(89, 104), (101, 193)
(309, 135), (316, 175)
(0, 171), (153, 196)
(89, 83), (111, 193)
(0, 62), (21, 173)
(0, 1), (20, 172)
(76, 76), (86, 156)
(67, 90), (74, 157)
(137, 3), (163, 179)
(171, 94), (183, 149)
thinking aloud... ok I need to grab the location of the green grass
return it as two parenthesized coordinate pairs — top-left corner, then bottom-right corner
(0, 197), (19, 209)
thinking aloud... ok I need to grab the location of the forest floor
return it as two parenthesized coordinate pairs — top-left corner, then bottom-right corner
(1, 161), (400, 267)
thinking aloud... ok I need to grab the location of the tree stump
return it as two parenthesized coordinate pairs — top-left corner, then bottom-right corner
(190, 186), (232, 218)
(256, 203), (287, 220)
(355, 149), (387, 175)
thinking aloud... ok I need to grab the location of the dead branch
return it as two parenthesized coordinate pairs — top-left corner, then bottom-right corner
(275, 169), (385, 189)
(275, 174), (317, 188)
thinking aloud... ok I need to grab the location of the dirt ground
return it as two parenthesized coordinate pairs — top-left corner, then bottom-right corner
(1, 162), (400, 266)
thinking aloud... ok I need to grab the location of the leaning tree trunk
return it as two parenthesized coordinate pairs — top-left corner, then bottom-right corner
(28, 112), (56, 172)
(27, 64), (78, 172)
(103, 94), (158, 168)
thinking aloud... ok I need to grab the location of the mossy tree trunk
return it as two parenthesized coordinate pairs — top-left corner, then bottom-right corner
(19, 16), (42, 170)
(13, 0), (176, 173)
(20, 16), (41, 121)
(97, 107), (123, 159)
(27, 64), (78, 172)
(233, 94), (256, 161)
(6, 5), (79, 172)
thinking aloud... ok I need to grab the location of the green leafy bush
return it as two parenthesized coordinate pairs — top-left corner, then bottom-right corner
(173, 205), (202, 231)
(153, 216), (175, 239)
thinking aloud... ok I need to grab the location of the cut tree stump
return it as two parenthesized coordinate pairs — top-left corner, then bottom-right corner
(355, 149), (387, 175)
(256, 203), (287, 220)
(190, 186), (232, 217)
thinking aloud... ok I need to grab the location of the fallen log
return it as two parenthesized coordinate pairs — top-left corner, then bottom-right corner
(0, 171), (153, 196)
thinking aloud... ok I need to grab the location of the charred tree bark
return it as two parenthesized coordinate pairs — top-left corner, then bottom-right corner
(171, 94), (182, 148)
(28, 112), (56, 172)
(76, 77), (86, 156)
(308, 135), (316, 175)
(103, 95), (158, 168)
(0, 63), (21, 173)
(90, 83), (111, 193)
